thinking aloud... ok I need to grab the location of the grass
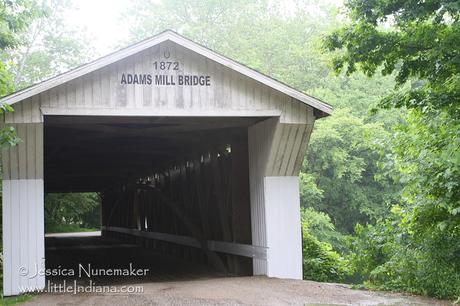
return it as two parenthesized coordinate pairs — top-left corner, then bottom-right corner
(1, 294), (33, 305)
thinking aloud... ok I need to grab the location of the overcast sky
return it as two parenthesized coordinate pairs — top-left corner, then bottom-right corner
(64, 0), (343, 56)
(65, 0), (131, 55)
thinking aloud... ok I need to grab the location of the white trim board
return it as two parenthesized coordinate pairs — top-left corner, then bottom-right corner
(40, 107), (282, 118)
(0, 30), (332, 115)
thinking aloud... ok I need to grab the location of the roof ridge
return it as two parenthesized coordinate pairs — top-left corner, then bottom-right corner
(0, 30), (332, 115)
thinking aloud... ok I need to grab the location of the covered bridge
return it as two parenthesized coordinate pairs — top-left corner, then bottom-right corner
(1, 30), (331, 296)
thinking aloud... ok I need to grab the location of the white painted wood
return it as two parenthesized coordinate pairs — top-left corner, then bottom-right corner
(248, 117), (278, 275)
(248, 117), (313, 279)
(2, 123), (44, 296)
(0, 30), (331, 115)
(4, 39), (320, 124)
(264, 176), (302, 279)
(39, 107), (282, 117)
(2, 180), (12, 295)
(2, 179), (44, 296)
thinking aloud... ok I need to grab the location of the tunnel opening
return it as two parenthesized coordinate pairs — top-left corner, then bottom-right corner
(44, 115), (266, 285)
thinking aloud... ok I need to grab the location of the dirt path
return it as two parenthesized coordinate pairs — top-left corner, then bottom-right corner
(20, 235), (448, 305)
(22, 276), (449, 306)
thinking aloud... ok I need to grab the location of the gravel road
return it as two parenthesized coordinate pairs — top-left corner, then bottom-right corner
(19, 234), (449, 305)
(21, 276), (449, 306)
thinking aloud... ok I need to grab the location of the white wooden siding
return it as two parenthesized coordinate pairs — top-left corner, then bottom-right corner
(6, 41), (312, 124)
(2, 123), (45, 296)
(248, 117), (314, 277)
(264, 176), (302, 279)
(248, 118), (278, 275)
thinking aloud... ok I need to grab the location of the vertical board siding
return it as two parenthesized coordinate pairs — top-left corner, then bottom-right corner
(2, 123), (44, 296)
(264, 176), (303, 279)
(248, 115), (314, 277)
(5, 41), (312, 124)
(248, 117), (278, 275)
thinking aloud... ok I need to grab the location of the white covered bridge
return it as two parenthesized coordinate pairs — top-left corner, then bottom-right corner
(0, 30), (331, 296)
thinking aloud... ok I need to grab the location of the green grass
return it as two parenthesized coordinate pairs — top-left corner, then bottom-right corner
(0, 294), (32, 305)
(45, 223), (99, 233)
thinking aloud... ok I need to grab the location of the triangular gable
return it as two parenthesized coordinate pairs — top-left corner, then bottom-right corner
(0, 30), (331, 116)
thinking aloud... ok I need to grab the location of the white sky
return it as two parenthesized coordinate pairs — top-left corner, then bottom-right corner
(65, 0), (132, 55)
(64, 0), (343, 56)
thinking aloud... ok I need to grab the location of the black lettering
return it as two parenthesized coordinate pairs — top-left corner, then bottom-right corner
(178, 75), (183, 85)
(121, 74), (126, 84)
(155, 75), (162, 85)
(147, 74), (152, 85)
(206, 76), (211, 86)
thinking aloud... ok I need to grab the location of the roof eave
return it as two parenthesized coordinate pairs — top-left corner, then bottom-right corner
(0, 30), (332, 116)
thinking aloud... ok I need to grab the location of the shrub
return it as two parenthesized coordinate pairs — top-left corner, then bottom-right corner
(301, 208), (351, 282)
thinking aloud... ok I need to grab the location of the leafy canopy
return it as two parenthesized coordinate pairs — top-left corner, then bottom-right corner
(0, 0), (43, 149)
(324, 0), (460, 299)
(324, 0), (460, 114)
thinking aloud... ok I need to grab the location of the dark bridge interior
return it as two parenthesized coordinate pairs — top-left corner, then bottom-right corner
(44, 115), (266, 282)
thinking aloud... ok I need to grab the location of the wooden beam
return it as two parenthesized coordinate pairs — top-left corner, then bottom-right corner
(103, 226), (267, 260)
(41, 108), (282, 118)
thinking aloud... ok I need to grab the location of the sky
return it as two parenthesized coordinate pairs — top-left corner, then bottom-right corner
(65, 0), (132, 55)
(64, 0), (343, 56)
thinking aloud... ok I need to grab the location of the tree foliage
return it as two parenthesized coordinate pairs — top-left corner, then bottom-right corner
(0, 0), (42, 94)
(0, 0), (42, 149)
(301, 208), (351, 282)
(324, 0), (460, 114)
(325, 0), (460, 299)
(44, 193), (100, 233)
(6, 0), (92, 89)
(302, 108), (400, 233)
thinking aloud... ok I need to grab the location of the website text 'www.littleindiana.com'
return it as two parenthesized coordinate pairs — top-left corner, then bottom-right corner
(19, 280), (144, 294)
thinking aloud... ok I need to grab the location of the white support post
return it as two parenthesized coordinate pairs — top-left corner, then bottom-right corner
(2, 123), (45, 296)
(264, 176), (302, 279)
(248, 115), (314, 280)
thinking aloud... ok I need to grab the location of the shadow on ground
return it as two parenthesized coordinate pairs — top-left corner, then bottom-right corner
(45, 233), (222, 286)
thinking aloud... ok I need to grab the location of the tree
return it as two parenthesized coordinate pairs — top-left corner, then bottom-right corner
(44, 193), (100, 233)
(0, 0), (42, 148)
(324, 0), (460, 298)
(302, 108), (400, 233)
(324, 0), (460, 113)
(6, 0), (93, 89)
(0, 0), (40, 93)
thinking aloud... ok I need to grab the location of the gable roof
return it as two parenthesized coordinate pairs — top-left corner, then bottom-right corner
(0, 30), (332, 115)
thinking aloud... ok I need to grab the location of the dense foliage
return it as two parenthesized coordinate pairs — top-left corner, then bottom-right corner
(0, 0), (39, 148)
(325, 0), (460, 299)
(302, 108), (400, 233)
(301, 208), (350, 282)
(44, 193), (100, 233)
